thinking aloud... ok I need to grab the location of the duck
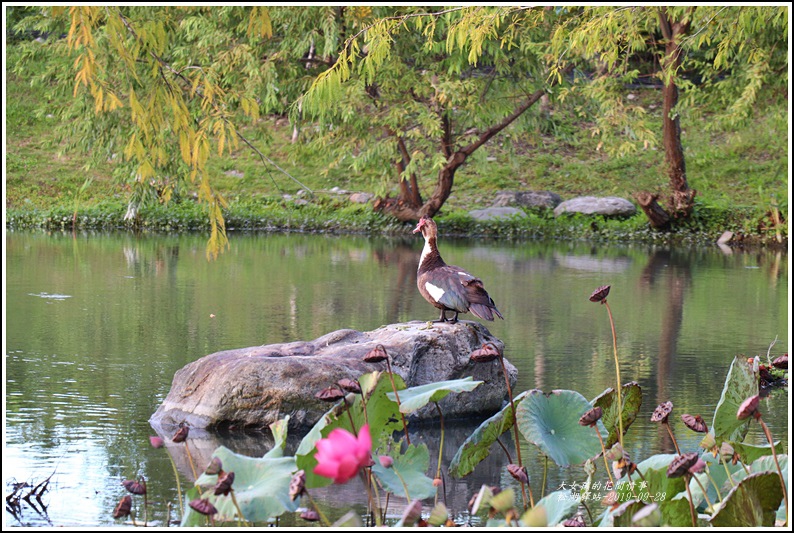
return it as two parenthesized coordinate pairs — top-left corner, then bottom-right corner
(413, 216), (504, 323)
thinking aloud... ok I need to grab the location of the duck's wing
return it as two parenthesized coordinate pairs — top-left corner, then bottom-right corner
(460, 274), (504, 321)
(419, 265), (475, 313)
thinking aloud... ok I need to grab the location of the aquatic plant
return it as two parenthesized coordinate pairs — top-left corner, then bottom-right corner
(314, 424), (373, 484)
(386, 376), (482, 506)
(364, 344), (410, 445)
(735, 394), (789, 525)
(470, 342), (533, 508)
(115, 344), (786, 527)
(589, 285), (625, 449)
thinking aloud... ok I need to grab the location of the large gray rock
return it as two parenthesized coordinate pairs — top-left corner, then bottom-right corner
(468, 207), (528, 222)
(492, 190), (562, 209)
(553, 196), (637, 218)
(150, 321), (516, 432)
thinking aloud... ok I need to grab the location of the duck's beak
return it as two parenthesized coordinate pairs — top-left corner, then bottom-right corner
(412, 218), (425, 234)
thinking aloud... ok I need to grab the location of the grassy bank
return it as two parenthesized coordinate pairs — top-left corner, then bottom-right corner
(4, 43), (789, 247)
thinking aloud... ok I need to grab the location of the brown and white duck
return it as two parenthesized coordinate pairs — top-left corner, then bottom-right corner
(413, 216), (504, 323)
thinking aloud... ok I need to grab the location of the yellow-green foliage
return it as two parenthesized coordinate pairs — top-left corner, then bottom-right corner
(7, 5), (787, 256)
(63, 6), (275, 258)
(549, 5), (788, 152)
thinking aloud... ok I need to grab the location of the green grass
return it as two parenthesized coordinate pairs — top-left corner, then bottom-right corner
(4, 43), (788, 246)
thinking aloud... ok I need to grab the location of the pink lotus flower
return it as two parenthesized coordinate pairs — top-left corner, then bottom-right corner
(313, 425), (372, 484)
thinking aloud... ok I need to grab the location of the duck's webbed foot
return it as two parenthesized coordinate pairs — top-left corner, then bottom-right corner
(433, 309), (451, 323)
(433, 310), (459, 323)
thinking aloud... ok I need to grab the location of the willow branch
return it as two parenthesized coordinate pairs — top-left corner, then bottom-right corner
(115, 8), (311, 194)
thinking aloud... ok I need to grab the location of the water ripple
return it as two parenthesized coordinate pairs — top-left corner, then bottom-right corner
(28, 292), (72, 300)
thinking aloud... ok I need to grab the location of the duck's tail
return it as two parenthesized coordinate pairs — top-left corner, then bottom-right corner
(469, 302), (504, 321)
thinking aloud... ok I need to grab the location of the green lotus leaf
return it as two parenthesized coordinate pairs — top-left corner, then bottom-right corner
(448, 390), (529, 478)
(181, 446), (298, 525)
(614, 453), (686, 506)
(600, 497), (694, 527)
(488, 488), (516, 513)
(528, 489), (581, 526)
(687, 452), (743, 510)
(516, 389), (606, 467)
(370, 442), (436, 500)
(730, 440), (785, 465)
(469, 484), (496, 517)
(386, 376), (482, 414)
(427, 503), (449, 527)
(591, 381), (642, 448)
(613, 453), (696, 527)
(710, 472), (784, 527)
(690, 453), (788, 522)
(711, 355), (758, 444)
(659, 498), (699, 527)
(519, 504), (547, 527)
(263, 416), (289, 459)
(732, 454), (788, 522)
(611, 500), (646, 527)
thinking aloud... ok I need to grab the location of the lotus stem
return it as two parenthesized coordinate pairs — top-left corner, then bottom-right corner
(634, 466), (648, 485)
(385, 358), (411, 445)
(360, 391), (369, 427)
(498, 353), (532, 508)
(345, 405), (358, 437)
(498, 355), (521, 466)
(705, 467), (723, 503)
(368, 469), (384, 527)
(664, 421), (682, 455)
(594, 429), (615, 487)
(361, 468), (383, 527)
(304, 491), (332, 527)
(757, 416), (788, 526)
(434, 402), (445, 482)
(433, 402), (446, 507)
(143, 483), (148, 526)
(229, 489), (248, 526)
(684, 474), (697, 527)
(167, 454), (184, 517)
(495, 436), (513, 464)
(382, 493), (390, 526)
(541, 455), (548, 500)
(183, 441), (198, 481)
(391, 464), (412, 502)
(691, 474), (715, 513)
(581, 500), (594, 525)
(603, 301), (624, 449)
(720, 455), (736, 488)
(625, 470), (640, 499)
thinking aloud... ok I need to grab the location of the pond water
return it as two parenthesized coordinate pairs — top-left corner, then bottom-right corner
(4, 229), (789, 527)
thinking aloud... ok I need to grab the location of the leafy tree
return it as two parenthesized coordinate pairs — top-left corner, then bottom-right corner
(8, 6), (344, 258)
(9, 5), (786, 247)
(298, 6), (570, 222)
(549, 5), (788, 228)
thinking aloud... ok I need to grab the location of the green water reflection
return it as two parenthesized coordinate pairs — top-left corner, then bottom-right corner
(4, 230), (788, 526)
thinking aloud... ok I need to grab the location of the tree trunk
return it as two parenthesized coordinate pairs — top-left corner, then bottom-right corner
(635, 191), (671, 230)
(376, 88), (549, 222)
(637, 8), (697, 227)
(660, 12), (696, 220)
